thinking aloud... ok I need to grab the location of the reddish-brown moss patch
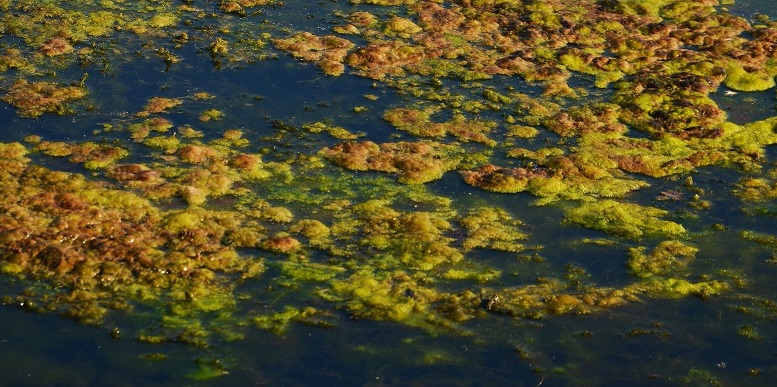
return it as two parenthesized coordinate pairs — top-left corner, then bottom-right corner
(274, 32), (354, 76)
(460, 164), (548, 194)
(1, 79), (87, 117)
(321, 140), (463, 184)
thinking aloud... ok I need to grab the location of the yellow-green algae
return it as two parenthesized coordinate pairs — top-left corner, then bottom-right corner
(383, 107), (499, 146)
(565, 200), (686, 239)
(4, 0), (777, 380)
(0, 143), (267, 339)
(628, 240), (699, 278)
(460, 207), (529, 253)
(34, 141), (128, 170)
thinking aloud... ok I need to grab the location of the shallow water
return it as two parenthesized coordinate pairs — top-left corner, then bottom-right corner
(3, 0), (777, 385)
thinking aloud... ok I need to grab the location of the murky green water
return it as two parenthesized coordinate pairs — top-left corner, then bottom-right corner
(3, 0), (777, 385)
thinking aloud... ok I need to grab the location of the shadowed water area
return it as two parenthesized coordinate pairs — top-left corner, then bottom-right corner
(2, 0), (777, 384)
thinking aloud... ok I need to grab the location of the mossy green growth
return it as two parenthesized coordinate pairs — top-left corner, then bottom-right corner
(279, 261), (346, 282)
(288, 219), (332, 248)
(384, 16), (422, 38)
(460, 207), (529, 253)
(253, 306), (330, 334)
(741, 230), (777, 247)
(682, 368), (723, 386)
(302, 121), (363, 140)
(636, 277), (728, 298)
(383, 108), (497, 146)
(199, 109), (225, 122)
(210, 129), (249, 149)
(143, 135), (181, 153)
(148, 13), (177, 29)
(332, 199), (461, 271)
(558, 53), (624, 88)
(483, 89), (513, 105)
(0, 141), (31, 161)
(506, 125), (539, 138)
(542, 103), (627, 137)
(565, 200), (686, 239)
(738, 325), (761, 340)
(627, 240), (698, 278)
(442, 267), (501, 282)
(707, 118), (777, 170)
(735, 175), (777, 202)
(33, 141), (129, 170)
(577, 133), (722, 178)
(324, 269), (441, 326)
(484, 279), (637, 318)
(724, 63), (776, 92)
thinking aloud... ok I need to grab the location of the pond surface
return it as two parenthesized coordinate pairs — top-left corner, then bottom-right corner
(2, 0), (777, 385)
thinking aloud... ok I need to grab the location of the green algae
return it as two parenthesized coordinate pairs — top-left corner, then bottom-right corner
(186, 358), (230, 381)
(2, 0), (777, 382)
(329, 199), (461, 271)
(383, 108), (498, 146)
(724, 63), (776, 91)
(460, 207), (529, 253)
(323, 269), (442, 326)
(279, 261), (345, 282)
(302, 121), (363, 140)
(565, 200), (686, 239)
(199, 109), (225, 122)
(637, 277), (728, 298)
(628, 240), (698, 278)
(34, 141), (128, 170)
(253, 306), (332, 334)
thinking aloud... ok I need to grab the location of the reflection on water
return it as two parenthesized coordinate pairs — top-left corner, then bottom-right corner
(2, 0), (777, 385)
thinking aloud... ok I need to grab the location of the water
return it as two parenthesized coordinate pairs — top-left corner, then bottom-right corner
(3, 0), (777, 385)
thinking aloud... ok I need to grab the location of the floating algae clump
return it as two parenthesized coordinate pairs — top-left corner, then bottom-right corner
(253, 306), (333, 334)
(3, 0), (777, 381)
(330, 199), (461, 271)
(459, 207), (529, 253)
(320, 140), (464, 184)
(460, 164), (549, 194)
(383, 108), (498, 146)
(323, 269), (443, 327)
(0, 143), (270, 343)
(482, 279), (638, 318)
(138, 97), (183, 116)
(273, 32), (354, 76)
(35, 141), (128, 170)
(2, 79), (87, 117)
(628, 240), (699, 278)
(302, 121), (363, 140)
(565, 200), (686, 239)
(723, 63), (776, 92)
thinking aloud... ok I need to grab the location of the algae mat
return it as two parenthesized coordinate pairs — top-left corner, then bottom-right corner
(2, 0), (777, 384)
